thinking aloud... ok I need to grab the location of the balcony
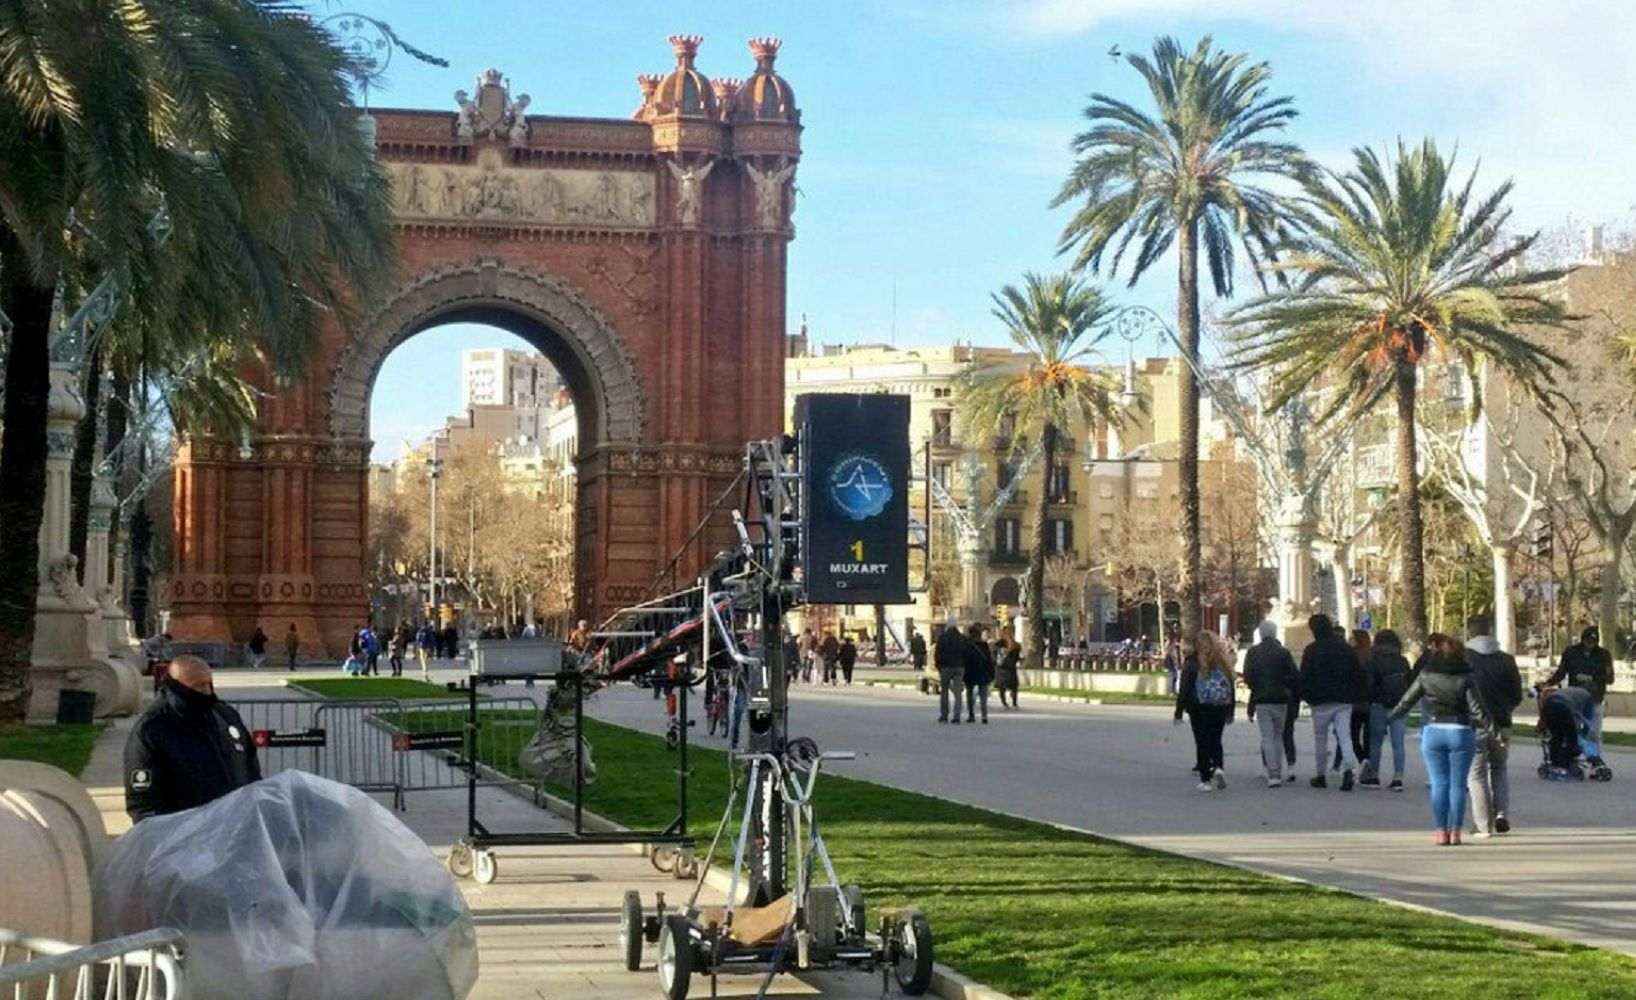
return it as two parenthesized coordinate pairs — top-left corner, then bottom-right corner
(1047, 489), (1078, 506)
(989, 549), (1028, 568)
(997, 489), (1029, 508)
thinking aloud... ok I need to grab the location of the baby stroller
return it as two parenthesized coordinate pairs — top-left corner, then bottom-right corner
(1536, 687), (1614, 782)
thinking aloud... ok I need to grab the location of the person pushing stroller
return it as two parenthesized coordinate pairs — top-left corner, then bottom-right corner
(1536, 685), (1613, 782)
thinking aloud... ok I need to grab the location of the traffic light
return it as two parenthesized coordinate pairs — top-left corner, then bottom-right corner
(1533, 522), (1554, 562)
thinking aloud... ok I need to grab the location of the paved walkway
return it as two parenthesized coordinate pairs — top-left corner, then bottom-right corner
(582, 679), (1636, 957)
(82, 686), (893, 999)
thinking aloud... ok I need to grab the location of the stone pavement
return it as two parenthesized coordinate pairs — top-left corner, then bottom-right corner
(585, 679), (1636, 957)
(80, 685), (906, 999)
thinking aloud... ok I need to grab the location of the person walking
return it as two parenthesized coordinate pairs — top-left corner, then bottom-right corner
(247, 626), (269, 670)
(797, 628), (817, 684)
(387, 626), (405, 678)
(1360, 630), (1411, 790)
(1465, 617), (1523, 837)
(1546, 627), (1615, 750)
(1300, 614), (1359, 791)
(1174, 631), (1236, 791)
(441, 622), (460, 662)
(993, 635), (1021, 710)
(1163, 637), (1182, 695)
(1243, 621), (1298, 787)
(284, 623), (300, 672)
(933, 617), (967, 724)
(361, 625), (381, 676)
(963, 623), (994, 723)
(1390, 634), (1498, 846)
(817, 629), (839, 685)
(1344, 629), (1373, 771)
(415, 622), (434, 679)
(909, 627), (928, 680)
(838, 632), (858, 685)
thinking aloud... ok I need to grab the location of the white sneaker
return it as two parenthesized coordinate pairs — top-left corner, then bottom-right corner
(1471, 830), (1493, 840)
(1213, 768), (1227, 790)
(1196, 781), (1214, 792)
(1267, 776), (1282, 788)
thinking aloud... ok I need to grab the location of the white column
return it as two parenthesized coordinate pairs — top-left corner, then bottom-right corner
(1273, 491), (1316, 656)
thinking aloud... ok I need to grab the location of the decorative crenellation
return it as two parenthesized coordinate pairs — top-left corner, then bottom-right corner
(633, 74), (662, 120)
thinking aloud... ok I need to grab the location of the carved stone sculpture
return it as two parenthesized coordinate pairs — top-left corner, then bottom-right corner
(744, 159), (795, 230)
(666, 157), (716, 227)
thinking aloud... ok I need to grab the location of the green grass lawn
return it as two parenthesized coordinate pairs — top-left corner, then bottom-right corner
(290, 677), (456, 700)
(442, 712), (1636, 999)
(0, 722), (104, 777)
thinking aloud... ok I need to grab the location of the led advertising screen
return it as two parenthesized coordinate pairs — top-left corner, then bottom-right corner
(796, 393), (911, 605)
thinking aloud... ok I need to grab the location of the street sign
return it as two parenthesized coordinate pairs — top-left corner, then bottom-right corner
(797, 394), (911, 605)
(391, 730), (463, 751)
(251, 727), (326, 748)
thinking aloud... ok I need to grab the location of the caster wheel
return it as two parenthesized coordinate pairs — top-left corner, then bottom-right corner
(473, 850), (498, 885)
(1594, 766), (1614, 782)
(446, 844), (474, 879)
(656, 915), (693, 1000)
(1537, 764), (1551, 780)
(891, 909), (934, 996)
(649, 845), (676, 873)
(673, 853), (699, 880)
(620, 890), (644, 971)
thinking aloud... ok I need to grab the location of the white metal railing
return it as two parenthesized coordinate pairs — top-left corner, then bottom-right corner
(0, 928), (185, 1000)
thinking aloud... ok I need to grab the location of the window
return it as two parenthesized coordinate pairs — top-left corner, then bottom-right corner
(994, 517), (1021, 555)
(1048, 464), (1071, 502)
(996, 462), (1017, 491)
(931, 410), (953, 447)
(933, 387), (952, 399)
(1046, 518), (1074, 555)
(932, 461), (951, 488)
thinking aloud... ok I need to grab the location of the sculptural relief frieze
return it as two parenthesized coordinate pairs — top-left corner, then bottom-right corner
(387, 148), (655, 229)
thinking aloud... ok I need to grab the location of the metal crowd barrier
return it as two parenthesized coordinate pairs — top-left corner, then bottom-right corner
(0, 927), (185, 1000)
(227, 695), (544, 810)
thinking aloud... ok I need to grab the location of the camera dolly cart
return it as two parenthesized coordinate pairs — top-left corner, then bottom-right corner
(444, 637), (696, 885)
(622, 741), (932, 999)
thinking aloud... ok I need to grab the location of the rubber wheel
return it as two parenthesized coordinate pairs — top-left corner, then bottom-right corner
(656, 915), (692, 1000)
(620, 890), (643, 971)
(1538, 763), (1551, 780)
(649, 845), (676, 873)
(673, 853), (699, 880)
(446, 844), (473, 879)
(892, 909), (934, 996)
(473, 850), (498, 885)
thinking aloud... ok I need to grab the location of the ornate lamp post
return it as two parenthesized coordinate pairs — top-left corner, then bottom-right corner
(426, 448), (442, 621)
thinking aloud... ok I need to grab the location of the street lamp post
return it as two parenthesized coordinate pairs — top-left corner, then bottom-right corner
(426, 449), (442, 621)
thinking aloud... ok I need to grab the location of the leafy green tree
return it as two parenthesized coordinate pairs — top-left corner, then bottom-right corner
(1054, 36), (1310, 652)
(960, 273), (1124, 669)
(0, 0), (395, 720)
(1229, 140), (1570, 642)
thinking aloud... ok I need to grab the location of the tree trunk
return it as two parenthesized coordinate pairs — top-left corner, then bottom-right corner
(1492, 544), (1515, 652)
(68, 345), (103, 584)
(1598, 540), (1627, 656)
(1024, 424), (1057, 670)
(1331, 541), (1355, 631)
(1175, 215), (1202, 652)
(1393, 361), (1429, 644)
(0, 226), (58, 722)
(104, 368), (132, 596)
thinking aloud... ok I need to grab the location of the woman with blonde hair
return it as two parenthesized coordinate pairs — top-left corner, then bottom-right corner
(1173, 631), (1237, 791)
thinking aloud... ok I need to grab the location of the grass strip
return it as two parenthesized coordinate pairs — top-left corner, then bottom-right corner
(290, 677), (456, 700)
(418, 711), (1636, 999)
(0, 722), (105, 777)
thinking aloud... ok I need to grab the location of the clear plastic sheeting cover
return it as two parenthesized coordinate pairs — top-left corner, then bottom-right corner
(96, 770), (478, 1000)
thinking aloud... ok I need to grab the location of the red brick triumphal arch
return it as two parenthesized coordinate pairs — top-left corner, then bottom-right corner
(167, 37), (801, 656)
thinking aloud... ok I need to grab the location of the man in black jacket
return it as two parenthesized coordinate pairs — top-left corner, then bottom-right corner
(1243, 621), (1299, 786)
(124, 656), (261, 823)
(1298, 614), (1359, 791)
(1547, 627), (1615, 749)
(1465, 618), (1523, 836)
(933, 617), (968, 724)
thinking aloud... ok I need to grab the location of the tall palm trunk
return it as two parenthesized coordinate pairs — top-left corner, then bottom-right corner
(69, 346), (104, 583)
(1025, 423), (1059, 670)
(1392, 360), (1429, 643)
(104, 369), (132, 594)
(0, 226), (57, 721)
(1175, 215), (1203, 651)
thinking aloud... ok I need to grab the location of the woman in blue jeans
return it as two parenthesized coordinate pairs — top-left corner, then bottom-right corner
(1362, 630), (1412, 789)
(1389, 635), (1497, 845)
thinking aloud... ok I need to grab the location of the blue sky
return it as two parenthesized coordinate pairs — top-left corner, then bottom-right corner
(366, 0), (1636, 459)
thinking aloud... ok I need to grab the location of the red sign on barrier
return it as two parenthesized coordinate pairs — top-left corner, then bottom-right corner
(392, 730), (463, 751)
(252, 727), (326, 748)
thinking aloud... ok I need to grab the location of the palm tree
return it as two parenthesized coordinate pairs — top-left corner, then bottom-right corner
(1054, 36), (1310, 654)
(0, 0), (395, 721)
(960, 273), (1125, 669)
(1229, 140), (1571, 643)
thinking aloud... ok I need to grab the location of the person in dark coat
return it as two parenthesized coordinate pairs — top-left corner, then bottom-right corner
(1299, 614), (1360, 791)
(962, 623), (995, 723)
(934, 619), (967, 723)
(1174, 631), (1236, 791)
(819, 629), (841, 685)
(838, 633), (858, 685)
(1546, 627), (1615, 749)
(1464, 618), (1524, 836)
(124, 656), (261, 823)
(1243, 621), (1298, 786)
(1360, 630), (1412, 790)
(1390, 635), (1498, 846)
(908, 627), (928, 674)
(993, 635), (1022, 710)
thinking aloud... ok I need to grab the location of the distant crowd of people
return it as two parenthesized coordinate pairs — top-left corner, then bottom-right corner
(1173, 613), (1615, 846)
